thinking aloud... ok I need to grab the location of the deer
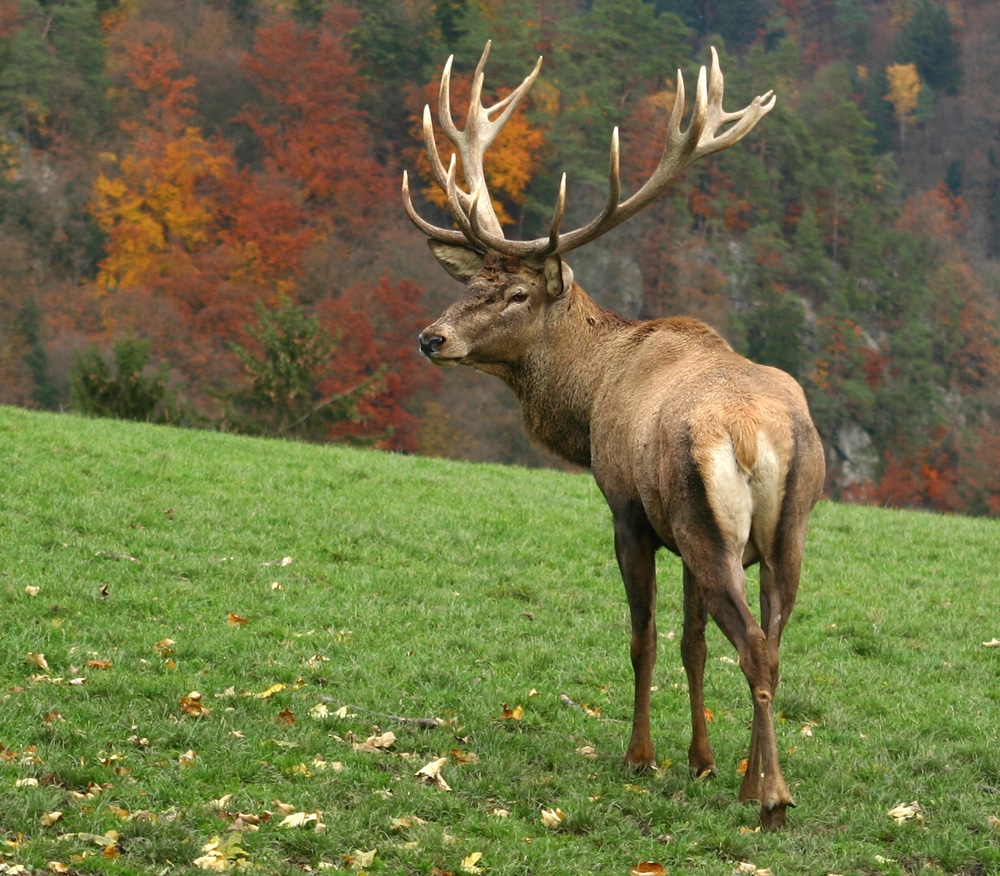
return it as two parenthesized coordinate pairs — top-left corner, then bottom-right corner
(402, 42), (825, 830)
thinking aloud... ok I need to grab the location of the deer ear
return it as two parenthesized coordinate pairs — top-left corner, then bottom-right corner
(543, 255), (573, 298)
(428, 241), (485, 282)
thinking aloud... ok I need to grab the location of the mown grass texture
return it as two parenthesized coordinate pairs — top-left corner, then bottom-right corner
(0, 405), (998, 875)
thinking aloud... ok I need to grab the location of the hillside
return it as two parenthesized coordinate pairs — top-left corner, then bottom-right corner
(1, 405), (999, 873)
(0, 0), (998, 516)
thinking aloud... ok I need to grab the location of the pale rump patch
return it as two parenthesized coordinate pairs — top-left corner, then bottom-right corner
(701, 433), (785, 558)
(701, 441), (753, 546)
(749, 436), (785, 556)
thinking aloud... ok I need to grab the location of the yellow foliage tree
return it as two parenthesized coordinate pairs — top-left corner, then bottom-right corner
(886, 63), (920, 145)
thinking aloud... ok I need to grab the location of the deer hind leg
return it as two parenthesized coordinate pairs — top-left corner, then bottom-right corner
(613, 510), (660, 771)
(708, 557), (794, 831)
(682, 564), (716, 778)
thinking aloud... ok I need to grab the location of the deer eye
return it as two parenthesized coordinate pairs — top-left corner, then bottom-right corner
(508, 290), (529, 304)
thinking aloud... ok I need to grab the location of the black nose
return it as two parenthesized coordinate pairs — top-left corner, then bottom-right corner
(419, 331), (445, 356)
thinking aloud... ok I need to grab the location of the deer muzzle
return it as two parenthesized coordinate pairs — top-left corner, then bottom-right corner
(418, 327), (463, 365)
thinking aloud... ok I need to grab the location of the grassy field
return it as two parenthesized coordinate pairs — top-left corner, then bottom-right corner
(0, 405), (998, 876)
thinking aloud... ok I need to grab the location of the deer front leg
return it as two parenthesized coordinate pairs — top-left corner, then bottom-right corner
(682, 564), (716, 778)
(614, 513), (659, 771)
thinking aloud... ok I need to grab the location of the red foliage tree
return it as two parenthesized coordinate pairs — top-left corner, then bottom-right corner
(317, 275), (440, 452)
(237, 4), (392, 236)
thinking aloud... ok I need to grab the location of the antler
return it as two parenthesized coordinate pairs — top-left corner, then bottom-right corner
(403, 44), (776, 259)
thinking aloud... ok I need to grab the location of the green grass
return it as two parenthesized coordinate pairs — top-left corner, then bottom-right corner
(1, 405), (998, 876)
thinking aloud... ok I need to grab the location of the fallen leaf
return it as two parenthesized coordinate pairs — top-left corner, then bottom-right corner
(414, 757), (452, 791)
(85, 660), (113, 670)
(178, 750), (197, 769)
(193, 834), (249, 871)
(736, 758), (749, 777)
(40, 811), (63, 827)
(275, 708), (296, 727)
(279, 810), (324, 830)
(309, 703), (329, 720)
(983, 638), (1000, 647)
(47, 863), (70, 874)
(704, 707), (715, 723)
(888, 801), (922, 824)
(501, 704), (524, 721)
(227, 613), (250, 626)
(800, 721), (818, 737)
(489, 807), (510, 818)
(180, 692), (212, 718)
(630, 863), (666, 876)
(154, 638), (176, 656)
(272, 799), (296, 815)
(988, 815), (1000, 830)
(24, 586), (40, 597)
(450, 749), (479, 764)
(461, 851), (485, 873)
(577, 745), (598, 759)
(346, 848), (376, 869)
(256, 683), (286, 699)
(354, 731), (396, 753)
(539, 807), (563, 829)
(26, 653), (49, 671)
(262, 556), (293, 567)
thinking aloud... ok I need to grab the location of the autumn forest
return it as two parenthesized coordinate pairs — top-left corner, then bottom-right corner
(1, 0), (999, 515)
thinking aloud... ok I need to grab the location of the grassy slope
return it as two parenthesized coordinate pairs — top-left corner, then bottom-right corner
(0, 406), (998, 875)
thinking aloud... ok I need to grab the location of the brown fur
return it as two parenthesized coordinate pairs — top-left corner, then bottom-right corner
(419, 249), (825, 830)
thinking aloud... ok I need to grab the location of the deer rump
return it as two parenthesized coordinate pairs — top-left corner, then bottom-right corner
(403, 43), (825, 832)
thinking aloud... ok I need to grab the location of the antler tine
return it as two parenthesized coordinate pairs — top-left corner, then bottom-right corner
(402, 42), (549, 253)
(555, 47), (775, 255)
(401, 170), (468, 245)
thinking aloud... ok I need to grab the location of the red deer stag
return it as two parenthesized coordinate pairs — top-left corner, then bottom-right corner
(403, 42), (825, 830)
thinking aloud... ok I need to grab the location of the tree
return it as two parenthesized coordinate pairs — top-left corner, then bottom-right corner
(236, 4), (391, 238)
(895, 0), (961, 95)
(221, 298), (376, 442)
(885, 62), (920, 147)
(70, 337), (175, 422)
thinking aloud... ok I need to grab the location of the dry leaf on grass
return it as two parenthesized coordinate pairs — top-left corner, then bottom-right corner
(414, 757), (452, 791)
(180, 692), (212, 718)
(256, 683), (286, 699)
(178, 749), (197, 769)
(193, 834), (249, 871)
(500, 704), (524, 720)
(888, 801), (923, 824)
(461, 851), (485, 873)
(227, 612), (250, 626)
(279, 810), (325, 830)
(630, 863), (666, 876)
(983, 638), (1000, 647)
(353, 731), (396, 753)
(539, 806), (564, 829)
(344, 848), (376, 869)
(85, 660), (113, 670)
(26, 653), (49, 671)
(40, 811), (63, 827)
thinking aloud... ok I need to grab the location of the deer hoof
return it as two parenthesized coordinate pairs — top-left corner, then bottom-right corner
(759, 798), (795, 831)
(689, 763), (717, 779)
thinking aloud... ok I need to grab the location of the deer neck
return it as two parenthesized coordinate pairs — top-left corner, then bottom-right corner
(502, 284), (635, 468)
